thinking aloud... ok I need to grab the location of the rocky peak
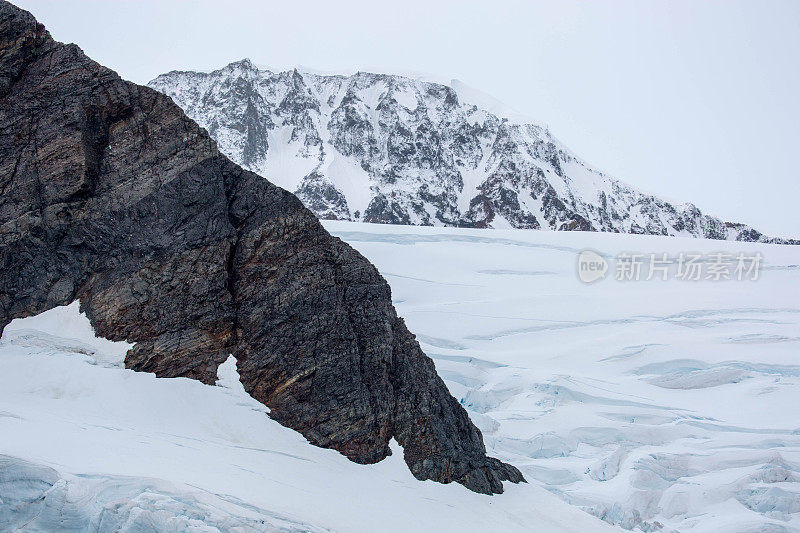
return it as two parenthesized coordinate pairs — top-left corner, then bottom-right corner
(0, 0), (523, 495)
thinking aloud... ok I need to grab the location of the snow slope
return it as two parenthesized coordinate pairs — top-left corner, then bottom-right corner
(148, 60), (793, 243)
(2, 224), (798, 532)
(0, 304), (613, 532)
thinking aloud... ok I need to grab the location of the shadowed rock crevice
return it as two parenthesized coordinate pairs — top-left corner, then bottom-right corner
(0, 1), (523, 494)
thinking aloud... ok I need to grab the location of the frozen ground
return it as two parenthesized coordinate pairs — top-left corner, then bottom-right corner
(1, 222), (798, 532)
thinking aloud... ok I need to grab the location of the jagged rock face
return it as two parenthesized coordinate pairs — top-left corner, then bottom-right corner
(149, 60), (796, 244)
(0, 1), (523, 494)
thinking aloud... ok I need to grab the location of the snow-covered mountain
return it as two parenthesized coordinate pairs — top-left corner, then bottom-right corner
(149, 59), (792, 244)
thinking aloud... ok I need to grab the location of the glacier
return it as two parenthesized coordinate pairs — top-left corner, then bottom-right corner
(323, 222), (800, 532)
(1, 223), (798, 532)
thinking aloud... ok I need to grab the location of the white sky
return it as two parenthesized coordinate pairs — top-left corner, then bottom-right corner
(16, 0), (800, 237)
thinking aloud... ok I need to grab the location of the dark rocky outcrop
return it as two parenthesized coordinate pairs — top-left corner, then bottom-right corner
(0, 1), (523, 494)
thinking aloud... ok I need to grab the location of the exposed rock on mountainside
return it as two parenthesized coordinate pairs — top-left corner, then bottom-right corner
(150, 59), (796, 244)
(0, 1), (523, 494)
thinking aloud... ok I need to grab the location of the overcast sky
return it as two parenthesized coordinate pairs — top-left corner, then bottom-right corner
(16, 0), (800, 237)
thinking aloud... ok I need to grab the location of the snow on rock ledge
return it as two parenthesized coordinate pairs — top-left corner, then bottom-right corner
(0, 301), (134, 368)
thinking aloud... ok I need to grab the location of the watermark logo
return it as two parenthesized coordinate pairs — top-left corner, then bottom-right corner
(576, 250), (763, 282)
(577, 249), (609, 283)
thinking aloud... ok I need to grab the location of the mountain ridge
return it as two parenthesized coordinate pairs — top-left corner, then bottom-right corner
(149, 58), (797, 245)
